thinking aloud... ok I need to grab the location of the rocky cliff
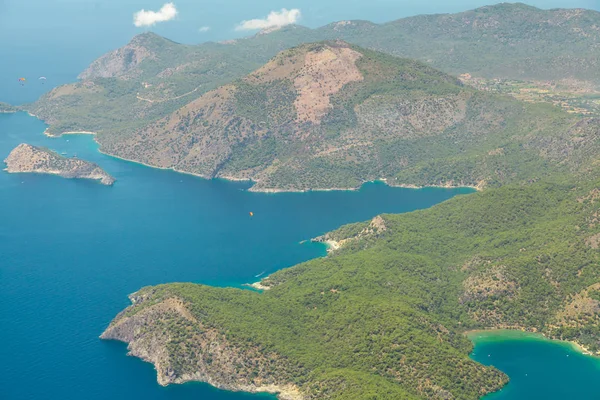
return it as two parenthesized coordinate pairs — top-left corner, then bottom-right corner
(101, 292), (303, 399)
(4, 144), (115, 185)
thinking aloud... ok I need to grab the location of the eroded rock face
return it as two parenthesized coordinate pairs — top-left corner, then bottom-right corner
(293, 46), (363, 124)
(247, 42), (364, 125)
(4, 144), (115, 185)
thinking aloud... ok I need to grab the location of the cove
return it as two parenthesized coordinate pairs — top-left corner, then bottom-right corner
(0, 111), (473, 400)
(469, 330), (600, 399)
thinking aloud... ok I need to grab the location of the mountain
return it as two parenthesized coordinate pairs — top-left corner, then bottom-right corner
(29, 40), (598, 192)
(28, 4), (600, 139)
(28, 32), (267, 137)
(324, 3), (600, 84)
(96, 41), (473, 191)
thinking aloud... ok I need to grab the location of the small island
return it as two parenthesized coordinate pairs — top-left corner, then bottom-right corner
(4, 143), (115, 185)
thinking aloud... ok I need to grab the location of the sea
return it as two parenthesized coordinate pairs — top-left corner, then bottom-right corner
(1, 1), (599, 399)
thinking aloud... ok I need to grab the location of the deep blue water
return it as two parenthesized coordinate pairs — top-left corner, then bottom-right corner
(0, 111), (472, 399)
(470, 331), (600, 399)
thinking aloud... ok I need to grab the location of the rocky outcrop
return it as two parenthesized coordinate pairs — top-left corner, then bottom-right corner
(312, 215), (387, 253)
(4, 144), (115, 185)
(101, 293), (303, 399)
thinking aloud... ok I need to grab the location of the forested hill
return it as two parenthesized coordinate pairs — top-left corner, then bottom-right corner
(103, 175), (600, 399)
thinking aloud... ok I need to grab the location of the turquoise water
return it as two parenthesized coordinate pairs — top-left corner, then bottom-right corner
(470, 331), (600, 399)
(0, 111), (472, 399)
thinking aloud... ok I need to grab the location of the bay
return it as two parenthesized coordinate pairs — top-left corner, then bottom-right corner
(470, 331), (600, 399)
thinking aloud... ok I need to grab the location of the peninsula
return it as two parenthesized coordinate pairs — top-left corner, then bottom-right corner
(0, 102), (17, 113)
(4, 144), (115, 185)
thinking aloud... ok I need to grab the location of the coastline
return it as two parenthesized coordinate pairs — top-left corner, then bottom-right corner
(60, 130), (97, 135)
(465, 328), (599, 358)
(39, 128), (217, 181)
(92, 150), (477, 194)
(3, 168), (113, 185)
(0, 104), (19, 114)
(249, 186), (359, 193)
(38, 127), (481, 194)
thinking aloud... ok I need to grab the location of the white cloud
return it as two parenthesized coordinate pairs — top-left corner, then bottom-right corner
(133, 3), (178, 27)
(198, 26), (210, 32)
(235, 8), (300, 31)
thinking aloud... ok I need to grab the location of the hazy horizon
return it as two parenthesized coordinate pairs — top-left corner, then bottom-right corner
(1, 0), (598, 104)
